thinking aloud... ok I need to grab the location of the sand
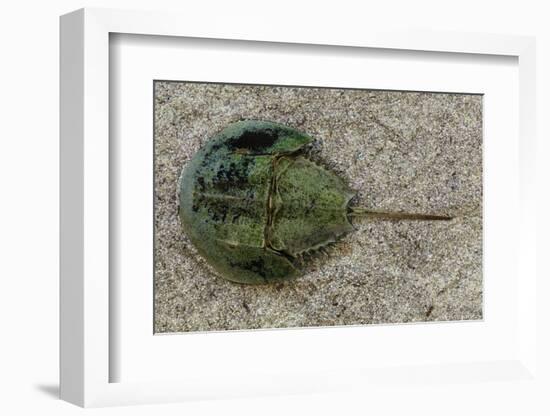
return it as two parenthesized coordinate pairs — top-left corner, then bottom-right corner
(153, 81), (482, 333)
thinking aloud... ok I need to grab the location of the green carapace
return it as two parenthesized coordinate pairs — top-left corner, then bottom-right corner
(179, 120), (451, 284)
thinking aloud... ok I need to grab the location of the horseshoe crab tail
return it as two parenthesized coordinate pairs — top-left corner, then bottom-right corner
(348, 207), (453, 221)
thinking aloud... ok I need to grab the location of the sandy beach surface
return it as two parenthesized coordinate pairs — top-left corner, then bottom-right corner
(154, 82), (482, 333)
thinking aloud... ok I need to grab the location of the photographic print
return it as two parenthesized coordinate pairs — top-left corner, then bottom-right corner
(154, 81), (482, 333)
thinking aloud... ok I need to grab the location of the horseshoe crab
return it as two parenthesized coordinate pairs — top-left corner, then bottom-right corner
(179, 120), (451, 284)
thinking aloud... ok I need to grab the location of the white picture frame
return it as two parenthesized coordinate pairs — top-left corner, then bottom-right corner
(60, 7), (537, 408)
